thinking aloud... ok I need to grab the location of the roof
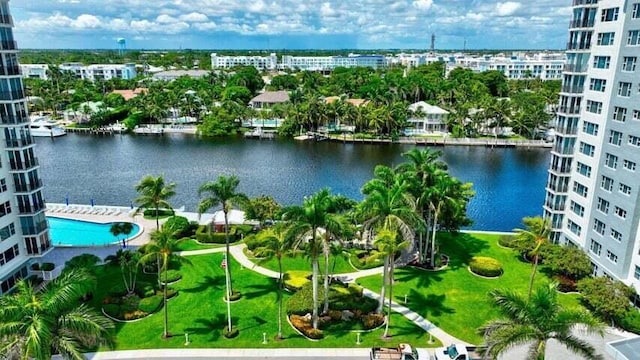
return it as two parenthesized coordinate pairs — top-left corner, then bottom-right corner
(324, 96), (369, 107)
(408, 101), (449, 115)
(608, 337), (640, 360)
(250, 91), (290, 104)
(212, 209), (246, 225)
(110, 88), (147, 101)
(153, 70), (209, 79)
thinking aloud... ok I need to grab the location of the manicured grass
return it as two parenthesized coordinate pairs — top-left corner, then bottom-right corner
(357, 232), (582, 345)
(245, 249), (358, 274)
(94, 253), (437, 350)
(175, 239), (224, 251)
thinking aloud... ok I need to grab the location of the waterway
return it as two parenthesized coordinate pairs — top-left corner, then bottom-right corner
(34, 134), (550, 232)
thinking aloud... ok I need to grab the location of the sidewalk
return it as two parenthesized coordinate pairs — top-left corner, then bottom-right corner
(78, 348), (368, 359)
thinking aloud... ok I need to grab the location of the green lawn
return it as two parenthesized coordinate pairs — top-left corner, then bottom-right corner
(357, 232), (582, 345)
(93, 253), (437, 350)
(244, 249), (358, 274)
(175, 239), (225, 251)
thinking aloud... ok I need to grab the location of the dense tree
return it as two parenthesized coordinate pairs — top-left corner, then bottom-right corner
(134, 175), (176, 230)
(577, 277), (634, 325)
(480, 283), (604, 360)
(242, 195), (282, 225)
(104, 249), (141, 295)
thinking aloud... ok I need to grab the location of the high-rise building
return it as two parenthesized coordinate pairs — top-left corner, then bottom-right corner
(0, 0), (51, 295)
(545, 0), (640, 290)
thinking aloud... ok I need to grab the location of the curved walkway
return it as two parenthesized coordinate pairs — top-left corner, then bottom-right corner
(180, 243), (471, 346)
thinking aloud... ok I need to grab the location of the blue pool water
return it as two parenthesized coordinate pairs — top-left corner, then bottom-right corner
(48, 217), (141, 247)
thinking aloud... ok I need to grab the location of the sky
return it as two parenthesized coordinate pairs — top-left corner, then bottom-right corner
(11, 0), (573, 50)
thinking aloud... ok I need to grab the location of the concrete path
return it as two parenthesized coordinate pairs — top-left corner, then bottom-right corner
(80, 348), (368, 359)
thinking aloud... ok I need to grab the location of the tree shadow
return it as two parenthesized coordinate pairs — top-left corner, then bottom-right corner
(237, 315), (269, 332)
(395, 267), (445, 289)
(184, 313), (229, 341)
(404, 288), (455, 319)
(181, 275), (225, 293)
(439, 232), (491, 270)
(243, 280), (278, 300)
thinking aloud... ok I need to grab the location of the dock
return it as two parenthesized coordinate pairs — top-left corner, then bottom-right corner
(244, 129), (276, 140)
(64, 127), (114, 135)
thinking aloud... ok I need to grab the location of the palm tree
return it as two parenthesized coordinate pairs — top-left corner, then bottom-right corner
(134, 175), (176, 230)
(104, 249), (141, 295)
(514, 216), (551, 299)
(198, 175), (248, 291)
(374, 229), (410, 338)
(479, 283), (605, 360)
(0, 269), (114, 359)
(109, 222), (134, 247)
(139, 228), (191, 338)
(253, 224), (294, 339)
(283, 189), (338, 329)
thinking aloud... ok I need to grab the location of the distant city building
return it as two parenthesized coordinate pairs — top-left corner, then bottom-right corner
(545, 0), (640, 292)
(211, 53), (278, 71)
(0, 0), (51, 295)
(20, 63), (137, 81)
(406, 101), (449, 135)
(151, 69), (209, 81)
(279, 54), (387, 71)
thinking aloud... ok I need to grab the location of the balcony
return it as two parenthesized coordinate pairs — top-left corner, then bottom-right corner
(20, 221), (48, 235)
(561, 85), (584, 94)
(557, 106), (581, 115)
(0, 90), (24, 101)
(0, 40), (17, 50)
(2, 65), (20, 76)
(563, 64), (588, 73)
(556, 125), (579, 135)
(18, 201), (46, 215)
(549, 164), (572, 174)
(544, 200), (566, 212)
(547, 181), (569, 193)
(0, 14), (12, 25)
(569, 19), (595, 29)
(5, 137), (34, 148)
(572, 0), (598, 5)
(9, 158), (39, 171)
(0, 112), (28, 125)
(15, 180), (43, 193)
(566, 42), (591, 51)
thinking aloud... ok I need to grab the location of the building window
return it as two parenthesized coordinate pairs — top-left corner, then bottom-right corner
(601, 7), (620, 21)
(590, 239), (602, 256)
(613, 106), (627, 122)
(614, 206), (627, 219)
(629, 135), (640, 147)
(634, 110), (640, 121)
(577, 162), (592, 177)
(586, 100), (603, 114)
(611, 229), (623, 242)
(0, 244), (19, 266)
(618, 82), (632, 97)
(568, 219), (582, 236)
(597, 197), (610, 213)
(635, 3), (640, 18)
(623, 57), (637, 71)
(0, 201), (11, 217)
(579, 142), (595, 157)
(573, 181), (588, 197)
(594, 219), (606, 236)
(619, 183), (632, 195)
(589, 78), (607, 92)
(607, 250), (618, 263)
(593, 56), (611, 69)
(0, 179), (5, 193)
(583, 121), (599, 135)
(0, 222), (14, 241)
(597, 32), (615, 45)
(624, 159), (637, 171)
(601, 176), (614, 192)
(609, 130), (623, 146)
(635, 266), (640, 280)
(570, 201), (585, 217)
(605, 153), (618, 169)
(628, 30), (640, 46)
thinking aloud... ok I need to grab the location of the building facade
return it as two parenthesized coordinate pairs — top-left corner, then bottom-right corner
(545, 0), (640, 288)
(20, 63), (137, 81)
(0, 0), (51, 295)
(211, 53), (277, 70)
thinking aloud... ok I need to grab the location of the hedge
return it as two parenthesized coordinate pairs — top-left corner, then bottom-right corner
(469, 256), (503, 277)
(143, 208), (174, 217)
(283, 271), (311, 291)
(160, 270), (182, 284)
(498, 235), (517, 248)
(290, 314), (324, 339)
(287, 282), (325, 315)
(196, 225), (238, 244)
(138, 295), (163, 313)
(349, 250), (384, 270)
(163, 216), (192, 238)
(244, 234), (261, 251)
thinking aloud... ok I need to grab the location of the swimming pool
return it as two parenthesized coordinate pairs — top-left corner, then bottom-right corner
(48, 217), (142, 247)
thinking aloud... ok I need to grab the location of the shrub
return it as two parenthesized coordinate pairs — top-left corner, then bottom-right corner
(103, 304), (120, 318)
(469, 257), (503, 277)
(157, 287), (178, 299)
(40, 262), (55, 271)
(283, 271), (311, 291)
(232, 224), (255, 236)
(328, 309), (342, 321)
(143, 208), (174, 217)
(498, 235), (517, 248)
(553, 275), (577, 293)
(290, 314), (324, 339)
(347, 283), (364, 297)
(195, 225), (237, 244)
(544, 245), (592, 280)
(109, 283), (128, 297)
(138, 295), (163, 313)
(223, 326), (239, 339)
(135, 282), (155, 298)
(25, 275), (44, 287)
(577, 277), (633, 322)
(362, 313), (385, 329)
(618, 310), (640, 334)
(287, 282), (325, 315)
(163, 216), (192, 238)
(244, 234), (261, 251)
(160, 270), (182, 284)
(123, 310), (147, 321)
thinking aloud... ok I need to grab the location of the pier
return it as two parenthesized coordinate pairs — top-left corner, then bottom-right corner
(64, 127), (115, 135)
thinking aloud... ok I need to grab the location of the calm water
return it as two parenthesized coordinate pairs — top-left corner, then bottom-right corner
(34, 134), (550, 231)
(47, 216), (141, 246)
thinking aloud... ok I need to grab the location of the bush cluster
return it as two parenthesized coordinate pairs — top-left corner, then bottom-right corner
(469, 256), (503, 277)
(290, 314), (324, 339)
(349, 250), (384, 270)
(196, 226), (238, 244)
(362, 313), (385, 329)
(163, 216), (195, 238)
(138, 295), (163, 313)
(283, 271), (311, 292)
(160, 270), (182, 284)
(498, 235), (517, 248)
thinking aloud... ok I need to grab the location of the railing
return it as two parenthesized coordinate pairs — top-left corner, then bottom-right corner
(0, 14), (12, 25)
(0, 40), (17, 50)
(561, 85), (584, 94)
(550, 164), (572, 174)
(556, 126), (579, 135)
(569, 19), (595, 28)
(564, 64), (588, 72)
(557, 106), (581, 114)
(15, 180), (43, 193)
(0, 90), (24, 101)
(5, 137), (34, 148)
(18, 202), (46, 215)
(547, 182), (569, 193)
(21, 221), (49, 236)
(2, 65), (20, 76)
(9, 158), (39, 171)
(573, 0), (598, 5)
(0, 114), (28, 125)
(566, 42), (592, 51)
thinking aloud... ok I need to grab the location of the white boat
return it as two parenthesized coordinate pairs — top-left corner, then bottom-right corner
(30, 117), (66, 137)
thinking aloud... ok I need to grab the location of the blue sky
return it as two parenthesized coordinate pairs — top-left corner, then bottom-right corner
(11, 1), (572, 50)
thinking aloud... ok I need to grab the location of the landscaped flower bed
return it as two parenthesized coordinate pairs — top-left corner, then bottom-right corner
(102, 282), (177, 321)
(469, 256), (503, 278)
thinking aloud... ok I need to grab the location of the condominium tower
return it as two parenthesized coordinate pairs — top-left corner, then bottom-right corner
(545, 0), (640, 290)
(0, 0), (50, 295)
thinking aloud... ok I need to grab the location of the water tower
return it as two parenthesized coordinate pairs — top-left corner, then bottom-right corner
(117, 38), (126, 56)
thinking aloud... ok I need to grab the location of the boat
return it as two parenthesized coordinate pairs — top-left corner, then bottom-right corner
(29, 117), (67, 137)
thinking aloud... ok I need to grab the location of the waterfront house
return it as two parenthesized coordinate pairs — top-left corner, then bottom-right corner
(249, 91), (290, 109)
(110, 88), (147, 101)
(406, 102), (449, 135)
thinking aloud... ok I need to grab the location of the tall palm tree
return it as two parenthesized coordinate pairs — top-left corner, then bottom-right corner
(198, 175), (248, 291)
(253, 224), (294, 340)
(139, 228), (191, 338)
(514, 216), (551, 299)
(479, 283), (605, 360)
(283, 189), (339, 329)
(134, 175), (176, 230)
(104, 249), (141, 295)
(109, 222), (134, 247)
(0, 269), (114, 360)
(374, 229), (410, 338)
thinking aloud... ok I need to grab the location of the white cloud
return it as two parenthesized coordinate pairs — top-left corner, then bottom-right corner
(180, 12), (208, 22)
(320, 2), (336, 17)
(413, 0), (433, 11)
(156, 14), (178, 24)
(496, 2), (521, 17)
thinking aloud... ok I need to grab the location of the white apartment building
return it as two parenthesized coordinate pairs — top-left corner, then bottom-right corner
(211, 53), (278, 70)
(544, 0), (640, 290)
(406, 101), (449, 135)
(280, 54), (387, 71)
(0, 0), (51, 295)
(20, 63), (137, 81)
